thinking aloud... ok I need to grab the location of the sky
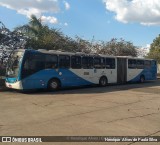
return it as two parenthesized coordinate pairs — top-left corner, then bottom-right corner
(0, 0), (160, 48)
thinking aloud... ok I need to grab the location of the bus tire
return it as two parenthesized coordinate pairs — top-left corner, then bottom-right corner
(99, 76), (108, 87)
(140, 75), (145, 83)
(48, 78), (61, 91)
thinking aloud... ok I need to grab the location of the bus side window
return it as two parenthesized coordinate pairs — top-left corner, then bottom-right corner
(128, 59), (136, 69)
(94, 57), (105, 69)
(24, 54), (44, 72)
(59, 55), (70, 68)
(34, 54), (45, 71)
(152, 60), (157, 66)
(45, 54), (58, 69)
(101, 58), (106, 69)
(88, 57), (93, 69)
(71, 56), (81, 69)
(137, 60), (144, 69)
(82, 57), (93, 69)
(22, 53), (45, 78)
(144, 60), (151, 68)
(106, 58), (115, 69)
(94, 57), (101, 69)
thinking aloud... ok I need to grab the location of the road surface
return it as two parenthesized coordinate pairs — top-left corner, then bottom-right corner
(0, 80), (160, 145)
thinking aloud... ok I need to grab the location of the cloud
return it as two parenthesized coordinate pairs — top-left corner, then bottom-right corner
(64, 22), (68, 26)
(17, 8), (42, 18)
(146, 44), (151, 52)
(41, 16), (58, 24)
(103, 0), (160, 25)
(0, 0), (65, 24)
(64, 1), (70, 10)
(138, 44), (150, 58)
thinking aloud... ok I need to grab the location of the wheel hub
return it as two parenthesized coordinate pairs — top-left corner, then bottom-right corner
(51, 82), (58, 89)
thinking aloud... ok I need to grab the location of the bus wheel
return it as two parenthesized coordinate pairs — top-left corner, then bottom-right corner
(48, 79), (60, 91)
(99, 76), (108, 87)
(140, 75), (145, 83)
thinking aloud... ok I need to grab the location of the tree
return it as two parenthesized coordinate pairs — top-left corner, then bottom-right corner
(15, 15), (78, 51)
(74, 36), (93, 53)
(1, 16), (140, 66)
(0, 21), (27, 65)
(147, 35), (160, 63)
(15, 15), (138, 56)
(14, 15), (42, 38)
(0, 33), (5, 41)
(97, 38), (138, 57)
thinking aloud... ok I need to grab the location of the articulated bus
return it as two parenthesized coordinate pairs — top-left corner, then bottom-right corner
(5, 49), (157, 90)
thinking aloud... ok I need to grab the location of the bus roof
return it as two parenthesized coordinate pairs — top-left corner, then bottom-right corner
(14, 49), (155, 61)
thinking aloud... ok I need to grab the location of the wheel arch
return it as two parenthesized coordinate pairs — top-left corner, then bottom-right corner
(140, 74), (145, 79)
(139, 74), (145, 83)
(100, 75), (108, 82)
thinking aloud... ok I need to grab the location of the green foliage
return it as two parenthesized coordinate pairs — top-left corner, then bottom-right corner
(98, 38), (138, 57)
(147, 35), (160, 63)
(14, 15), (138, 57)
(74, 36), (93, 53)
(15, 15), (78, 51)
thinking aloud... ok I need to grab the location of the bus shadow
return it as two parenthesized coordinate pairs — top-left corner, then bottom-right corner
(22, 79), (160, 95)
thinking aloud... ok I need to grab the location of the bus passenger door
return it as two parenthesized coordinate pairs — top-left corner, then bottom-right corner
(117, 58), (127, 84)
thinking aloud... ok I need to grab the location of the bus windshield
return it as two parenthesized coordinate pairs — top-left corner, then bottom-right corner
(6, 51), (24, 78)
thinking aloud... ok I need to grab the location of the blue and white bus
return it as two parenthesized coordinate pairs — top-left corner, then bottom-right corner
(5, 49), (157, 90)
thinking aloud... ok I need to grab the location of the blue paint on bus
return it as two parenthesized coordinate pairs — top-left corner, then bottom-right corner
(129, 63), (157, 82)
(21, 69), (93, 89)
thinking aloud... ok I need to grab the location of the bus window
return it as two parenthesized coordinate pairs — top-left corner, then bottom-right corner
(94, 57), (105, 69)
(137, 60), (144, 69)
(82, 57), (93, 69)
(145, 60), (151, 68)
(45, 54), (58, 69)
(128, 59), (136, 69)
(22, 53), (45, 78)
(101, 58), (106, 68)
(152, 60), (157, 66)
(7, 55), (21, 78)
(59, 55), (70, 68)
(94, 57), (101, 69)
(71, 56), (81, 69)
(106, 58), (115, 69)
